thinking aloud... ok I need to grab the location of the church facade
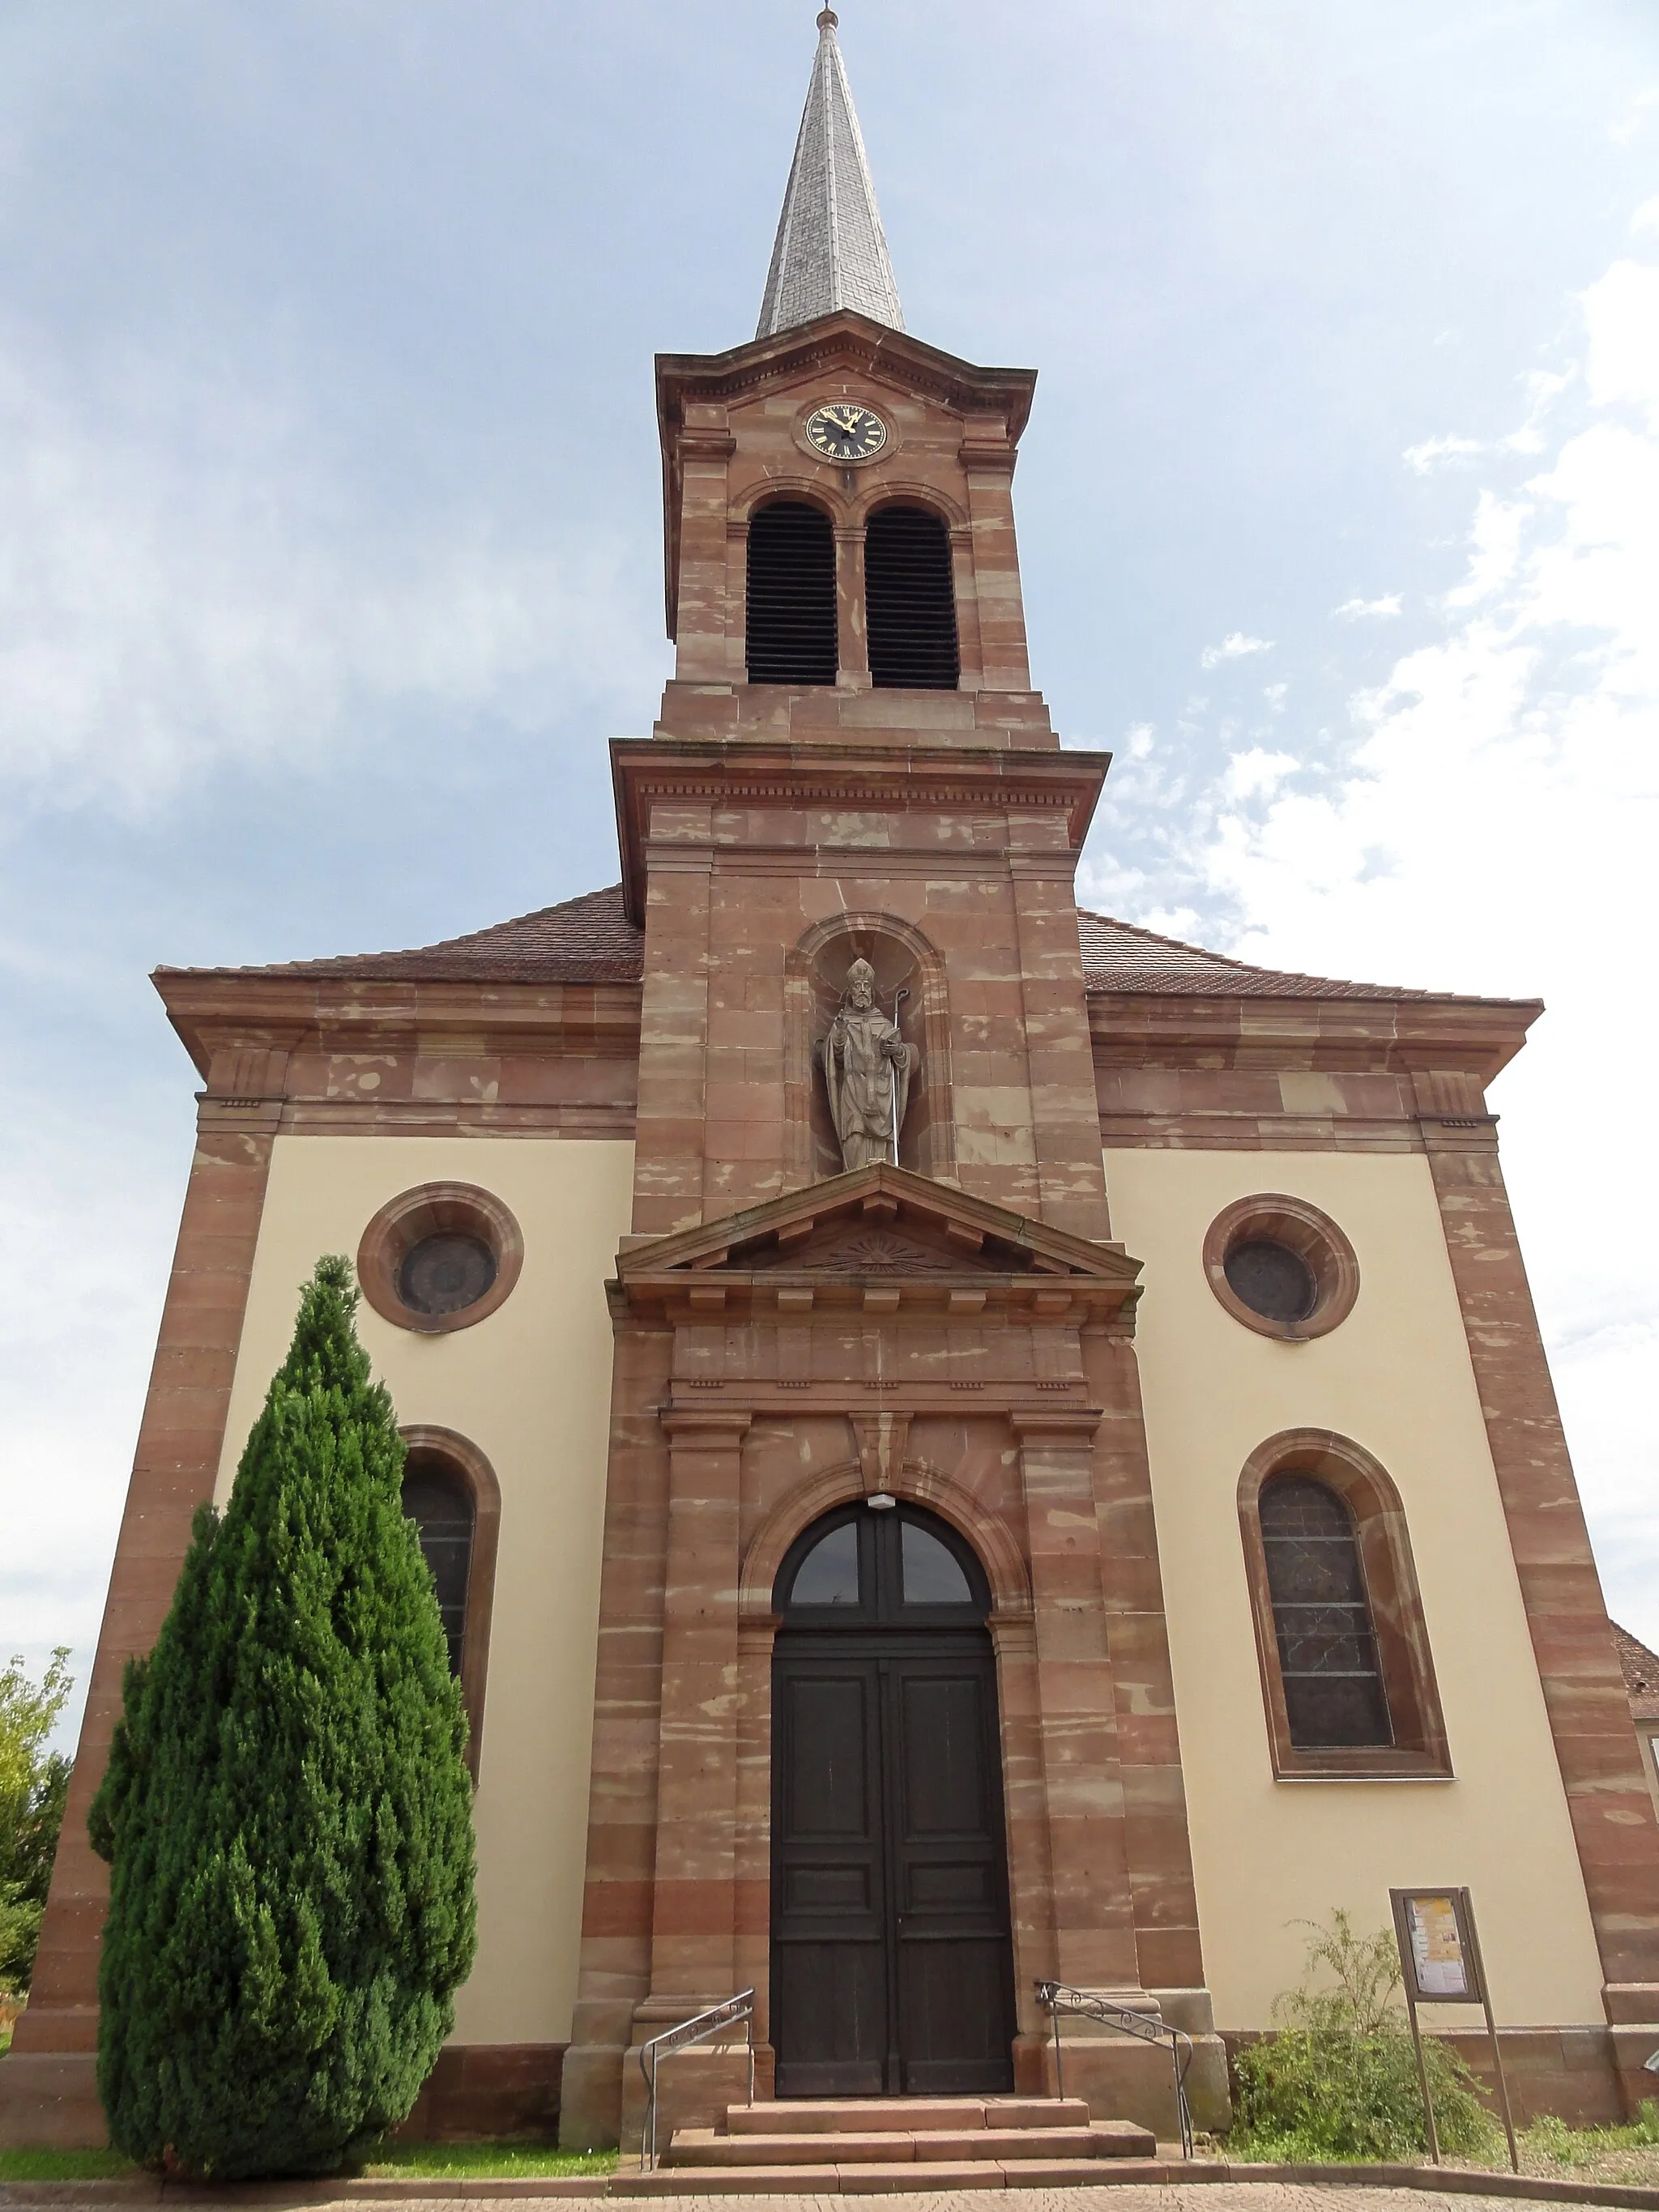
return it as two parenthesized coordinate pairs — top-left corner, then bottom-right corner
(6, 10), (1659, 2151)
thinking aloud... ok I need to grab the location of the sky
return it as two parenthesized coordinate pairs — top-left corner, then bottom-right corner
(2, 0), (1657, 1754)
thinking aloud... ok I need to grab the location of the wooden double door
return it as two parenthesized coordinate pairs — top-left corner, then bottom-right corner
(770, 1504), (1017, 2097)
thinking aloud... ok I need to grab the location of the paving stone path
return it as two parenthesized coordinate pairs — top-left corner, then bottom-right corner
(601, 2196), (1579, 2212)
(9, 2193), (1568, 2212)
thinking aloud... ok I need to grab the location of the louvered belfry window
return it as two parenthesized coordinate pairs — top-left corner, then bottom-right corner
(746, 499), (838, 684)
(865, 504), (960, 690)
(1260, 1474), (1392, 1749)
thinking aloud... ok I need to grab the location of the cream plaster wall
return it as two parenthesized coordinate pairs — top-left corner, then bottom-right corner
(1104, 1148), (1606, 2031)
(216, 1135), (634, 2048)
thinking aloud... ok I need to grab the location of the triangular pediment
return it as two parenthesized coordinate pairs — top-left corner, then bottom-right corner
(617, 1164), (1141, 1293)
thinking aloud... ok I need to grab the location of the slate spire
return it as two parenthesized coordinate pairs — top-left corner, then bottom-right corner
(757, 9), (904, 339)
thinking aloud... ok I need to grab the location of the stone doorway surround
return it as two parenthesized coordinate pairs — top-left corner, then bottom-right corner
(557, 1164), (1230, 2150)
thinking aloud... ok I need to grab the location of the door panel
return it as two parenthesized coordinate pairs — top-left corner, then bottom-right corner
(772, 1634), (1014, 2096)
(787, 1676), (875, 1835)
(889, 1657), (1013, 2094)
(898, 1933), (1019, 2092)
(896, 1671), (991, 1833)
(772, 1663), (889, 2095)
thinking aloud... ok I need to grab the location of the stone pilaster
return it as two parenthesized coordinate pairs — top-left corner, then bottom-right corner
(1422, 1104), (1659, 2105)
(0, 1115), (275, 2149)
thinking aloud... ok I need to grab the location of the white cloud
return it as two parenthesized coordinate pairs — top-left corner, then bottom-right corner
(1582, 258), (1659, 424)
(1224, 747), (1299, 800)
(1178, 231), (1659, 1643)
(1501, 369), (1575, 455)
(1402, 432), (1483, 475)
(1442, 488), (1531, 607)
(1201, 631), (1274, 667)
(0, 1107), (179, 1752)
(1333, 594), (1402, 619)
(0, 334), (654, 813)
(1609, 87), (1659, 149)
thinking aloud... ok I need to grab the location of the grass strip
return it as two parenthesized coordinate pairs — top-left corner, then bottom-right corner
(0, 2150), (139, 2181)
(362, 2144), (619, 2179)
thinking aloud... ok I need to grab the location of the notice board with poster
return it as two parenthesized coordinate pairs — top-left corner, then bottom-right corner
(1388, 1886), (1516, 2170)
(1393, 1890), (1481, 2002)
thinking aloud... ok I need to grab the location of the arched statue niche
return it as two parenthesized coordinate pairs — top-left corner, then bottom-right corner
(783, 914), (956, 1187)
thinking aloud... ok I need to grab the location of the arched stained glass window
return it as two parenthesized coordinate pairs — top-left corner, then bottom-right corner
(1259, 1474), (1392, 1749)
(402, 1457), (476, 1677)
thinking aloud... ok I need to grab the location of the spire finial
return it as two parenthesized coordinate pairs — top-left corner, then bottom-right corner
(756, 7), (903, 339)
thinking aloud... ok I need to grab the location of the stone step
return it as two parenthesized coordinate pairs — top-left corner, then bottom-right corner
(668, 2122), (1151, 2167)
(722, 2095), (1090, 2135)
(628, 2158), (1168, 2195)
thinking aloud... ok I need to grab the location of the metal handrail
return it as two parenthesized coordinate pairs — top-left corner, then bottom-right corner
(1034, 1980), (1195, 2159)
(637, 1988), (756, 2172)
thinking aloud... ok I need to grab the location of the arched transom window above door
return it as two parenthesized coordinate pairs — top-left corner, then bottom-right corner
(776, 1501), (990, 1624)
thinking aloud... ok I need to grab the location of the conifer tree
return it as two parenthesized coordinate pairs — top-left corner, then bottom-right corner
(89, 1257), (476, 2180)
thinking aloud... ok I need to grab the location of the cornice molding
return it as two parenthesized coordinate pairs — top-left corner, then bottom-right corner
(1087, 992), (1538, 1082)
(611, 736), (1107, 923)
(154, 973), (642, 1080)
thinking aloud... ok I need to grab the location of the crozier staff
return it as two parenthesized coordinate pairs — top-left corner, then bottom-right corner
(818, 957), (916, 1170)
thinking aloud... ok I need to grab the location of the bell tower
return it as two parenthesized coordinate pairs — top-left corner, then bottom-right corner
(652, 11), (1051, 747)
(568, 8), (1218, 2151)
(616, 7), (1111, 1238)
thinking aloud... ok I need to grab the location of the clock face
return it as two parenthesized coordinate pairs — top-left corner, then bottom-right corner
(805, 402), (889, 462)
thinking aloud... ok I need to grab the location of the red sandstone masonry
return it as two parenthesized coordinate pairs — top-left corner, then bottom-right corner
(0, 1118), (276, 2148)
(1420, 1110), (1659, 2035)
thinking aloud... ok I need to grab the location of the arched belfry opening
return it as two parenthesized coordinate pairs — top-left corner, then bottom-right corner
(770, 1499), (1016, 2097)
(746, 498), (838, 684)
(865, 503), (959, 689)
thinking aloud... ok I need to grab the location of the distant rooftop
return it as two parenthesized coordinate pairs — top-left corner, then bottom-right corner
(1613, 1622), (1659, 1723)
(756, 10), (903, 339)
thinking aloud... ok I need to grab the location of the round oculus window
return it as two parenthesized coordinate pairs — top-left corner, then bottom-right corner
(1203, 1194), (1361, 1342)
(397, 1232), (497, 1319)
(1222, 1238), (1318, 1326)
(356, 1183), (523, 1335)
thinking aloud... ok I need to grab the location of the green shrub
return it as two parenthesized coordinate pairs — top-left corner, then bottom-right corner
(1232, 1910), (1496, 2162)
(0, 1648), (73, 1995)
(88, 1257), (476, 2181)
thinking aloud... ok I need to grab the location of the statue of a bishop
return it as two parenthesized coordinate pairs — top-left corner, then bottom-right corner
(817, 958), (916, 1171)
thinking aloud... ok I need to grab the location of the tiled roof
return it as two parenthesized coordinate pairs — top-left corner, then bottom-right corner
(1078, 910), (1439, 1001)
(756, 11), (903, 339)
(1612, 1622), (1659, 1722)
(166, 885), (646, 985)
(174, 885), (1489, 1003)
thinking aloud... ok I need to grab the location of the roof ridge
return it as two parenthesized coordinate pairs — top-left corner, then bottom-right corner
(1077, 905), (1468, 1001)
(151, 886), (1528, 1008)
(154, 883), (642, 981)
(322, 883), (626, 966)
(1077, 906), (1265, 973)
